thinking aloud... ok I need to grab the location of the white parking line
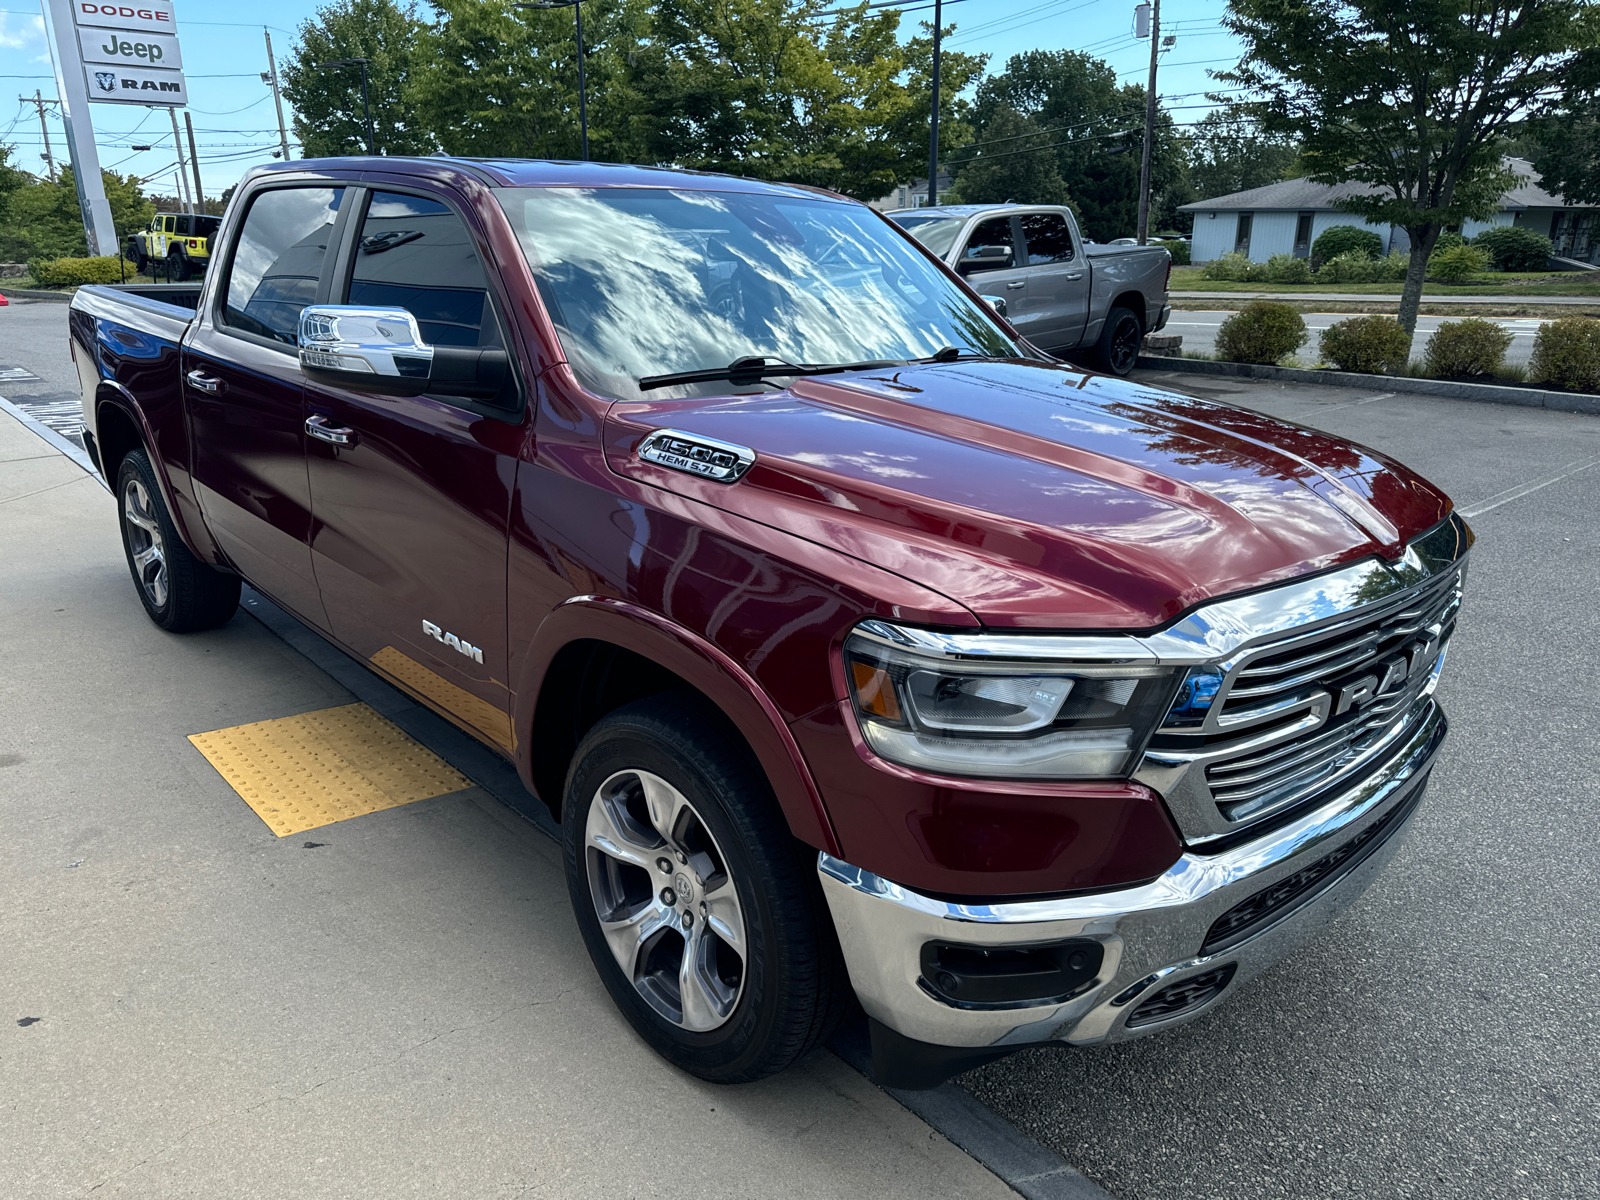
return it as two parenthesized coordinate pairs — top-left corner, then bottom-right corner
(1460, 451), (1600, 518)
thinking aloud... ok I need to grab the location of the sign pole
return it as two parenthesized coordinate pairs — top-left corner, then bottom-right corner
(43, 0), (117, 255)
(184, 110), (204, 210)
(168, 105), (193, 214)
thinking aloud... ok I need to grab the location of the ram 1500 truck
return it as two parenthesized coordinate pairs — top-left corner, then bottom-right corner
(887, 203), (1172, 375)
(70, 158), (1469, 1089)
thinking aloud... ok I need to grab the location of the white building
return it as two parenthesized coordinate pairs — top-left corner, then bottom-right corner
(1181, 158), (1598, 265)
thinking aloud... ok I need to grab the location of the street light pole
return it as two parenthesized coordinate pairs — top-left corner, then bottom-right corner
(928, 0), (941, 206)
(518, 0), (588, 161)
(317, 58), (376, 155)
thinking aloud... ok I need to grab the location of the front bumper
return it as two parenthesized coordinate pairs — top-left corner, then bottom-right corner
(818, 700), (1444, 1051)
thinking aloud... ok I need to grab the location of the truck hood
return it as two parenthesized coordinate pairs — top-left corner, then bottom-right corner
(602, 358), (1452, 629)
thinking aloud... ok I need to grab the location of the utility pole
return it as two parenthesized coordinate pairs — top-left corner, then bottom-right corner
(928, 0), (942, 206)
(21, 91), (58, 181)
(518, 1), (589, 161)
(168, 106), (194, 214)
(263, 29), (291, 161)
(184, 110), (204, 212)
(1135, 0), (1160, 244)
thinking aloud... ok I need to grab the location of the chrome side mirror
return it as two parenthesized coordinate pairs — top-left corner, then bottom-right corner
(984, 295), (1008, 318)
(297, 304), (435, 396)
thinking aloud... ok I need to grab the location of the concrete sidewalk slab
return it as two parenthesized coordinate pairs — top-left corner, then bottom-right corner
(0, 410), (1022, 1200)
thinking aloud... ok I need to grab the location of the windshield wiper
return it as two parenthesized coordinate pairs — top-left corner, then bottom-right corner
(638, 355), (902, 392)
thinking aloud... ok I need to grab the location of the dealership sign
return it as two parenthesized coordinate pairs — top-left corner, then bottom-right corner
(73, 0), (186, 106)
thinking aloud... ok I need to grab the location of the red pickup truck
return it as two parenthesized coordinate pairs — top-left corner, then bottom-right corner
(70, 158), (1469, 1089)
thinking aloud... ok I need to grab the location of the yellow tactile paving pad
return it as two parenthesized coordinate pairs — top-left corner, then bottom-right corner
(187, 703), (472, 837)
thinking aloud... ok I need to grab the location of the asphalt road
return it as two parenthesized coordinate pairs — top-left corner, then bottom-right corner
(964, 369), (1600, 1199)
(1166, 310), (1551, 368)
(0, 298), (83, 446)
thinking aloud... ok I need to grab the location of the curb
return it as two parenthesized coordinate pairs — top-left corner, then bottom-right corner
(1135, 355), (1600, 416)
(0, 285), (74, 303)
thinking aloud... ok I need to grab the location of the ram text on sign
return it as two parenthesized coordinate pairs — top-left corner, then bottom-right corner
(77, 26), (182, 68)
(73, 2), (175, 35)
(85, 62), (188, 105)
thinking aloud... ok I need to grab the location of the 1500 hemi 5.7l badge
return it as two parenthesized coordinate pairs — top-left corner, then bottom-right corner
(637, 429), (755, 483)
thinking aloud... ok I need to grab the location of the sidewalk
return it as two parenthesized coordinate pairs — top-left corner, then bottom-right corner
(1174, 289), (1600, 304)
(0, 408), (1024, 1200)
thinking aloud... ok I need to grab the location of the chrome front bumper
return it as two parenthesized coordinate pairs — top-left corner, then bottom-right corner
(818, 701), (1444, 1050)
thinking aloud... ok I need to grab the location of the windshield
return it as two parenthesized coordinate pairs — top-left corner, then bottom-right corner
(885, 213), (964, 258)
(495, 186), (1024, 400)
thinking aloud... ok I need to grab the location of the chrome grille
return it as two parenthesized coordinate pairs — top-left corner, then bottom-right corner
(1202, 568), (1462, 824)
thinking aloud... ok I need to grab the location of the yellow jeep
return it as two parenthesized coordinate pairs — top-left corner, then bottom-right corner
(126, 212), (222, 281)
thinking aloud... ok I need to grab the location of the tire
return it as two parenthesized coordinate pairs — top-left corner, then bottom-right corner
(115, 449), (240, 632)
(134, 247), (149, 274)
(168, 249), (191, 283)
(563, 692), (847, 1084)
(1094, 305), (1144, 376)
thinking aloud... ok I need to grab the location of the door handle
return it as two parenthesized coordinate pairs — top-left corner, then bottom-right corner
(1005, 281), (1026, 290)
(185, 369), (223, 395)
(1065, 272), (1085, 280)
(305, 414), (357, 446)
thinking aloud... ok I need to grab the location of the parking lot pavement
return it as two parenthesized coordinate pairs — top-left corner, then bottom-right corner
(0, 298), (84, 447)
(1165, 310), (1554, 368)
(961, 370), (1600, 1200)
(0, 410), (1022, 1199)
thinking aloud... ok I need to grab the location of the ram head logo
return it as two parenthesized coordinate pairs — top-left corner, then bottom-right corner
(94, 71), (117, 93)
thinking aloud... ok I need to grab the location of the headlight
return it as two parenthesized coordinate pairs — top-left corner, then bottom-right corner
(844, 620), (1180, 779)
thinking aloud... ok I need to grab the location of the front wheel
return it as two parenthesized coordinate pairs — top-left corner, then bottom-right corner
(1095, 305), (1144, 376)
(563, 693), (846, 1083)
(116, 449), (240, 632)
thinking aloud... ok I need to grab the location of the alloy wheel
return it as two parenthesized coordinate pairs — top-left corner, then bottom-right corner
(1110, 314), (1142, 373)
(122, 477), (168, 608)
(584, 769), (747, 1032)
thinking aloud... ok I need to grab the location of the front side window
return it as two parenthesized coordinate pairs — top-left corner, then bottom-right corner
(497, 187), (1024, 400)
(1021, 213), (1075, 265)
(223, 187), (345, 344)
(346, 191), (500, 349)
(886, 212), (964, 258)
(960, 217), (1016, 273)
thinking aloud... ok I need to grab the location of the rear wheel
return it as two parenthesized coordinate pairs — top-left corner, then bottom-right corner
(563, 693), (846, 1083)
(168, 249), (191, 282)
(1095, 305), (1144, 376)
(116, 449), (239, 632)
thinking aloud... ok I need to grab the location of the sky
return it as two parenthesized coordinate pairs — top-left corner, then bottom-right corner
(0, 0), (1245, 198)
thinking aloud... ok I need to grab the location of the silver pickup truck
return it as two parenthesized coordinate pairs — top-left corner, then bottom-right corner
(888, 204), (1172, 375)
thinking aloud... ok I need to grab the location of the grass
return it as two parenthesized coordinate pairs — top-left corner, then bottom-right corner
(1170, 298), (1600, 318)
(1169, 264), (1600, 297)
(0, 263), (204, 293)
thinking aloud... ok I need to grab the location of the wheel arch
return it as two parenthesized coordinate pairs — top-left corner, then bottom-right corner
(93, 384), (220, 563)
(515, 597), (841, 856)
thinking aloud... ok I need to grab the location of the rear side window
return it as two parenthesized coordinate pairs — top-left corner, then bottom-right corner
(174, 215), (192, 236)
(1022, 213), (1075, 264)
(346, 192), (501, 349)
(223, 187), (345, 344)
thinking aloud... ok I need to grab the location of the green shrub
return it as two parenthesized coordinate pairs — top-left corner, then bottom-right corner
(1528, 317), (1600, 392)
(1431, 231), (1466, 254)
(1155, 238), (1190, 265)
(1423, 318), (1515, 378)
(1317, 250), (1380, 283)
(29, 255), (126, 287)
(1214, 301), (1309, 364)
(1201, 251), (1265, 282)
(1376, 250), (1412, 282)
(1319, 315), (1411, 374)
(1263, 253), (1312, 284)
(1472, 226), (1554, 271)
(1311, 224), (1382, 265)
(1428, 242), (1490, 283)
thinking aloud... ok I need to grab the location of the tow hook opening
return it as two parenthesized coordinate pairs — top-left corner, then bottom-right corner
(919, 939), (1104, 1007)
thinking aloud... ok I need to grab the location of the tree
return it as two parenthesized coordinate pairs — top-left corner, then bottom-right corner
(281, 0), (435, 157)
(1533, 99), (1600, 204)
(0, 166), (152, 261)
(942, 108), (1070, 206)
(1218, 0), (1598, 337)
(625, 0), (984, 201)
(409, 0), (649, 163)
(1185, 109), (1299, 199)
(965, 51), (1189, 240)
